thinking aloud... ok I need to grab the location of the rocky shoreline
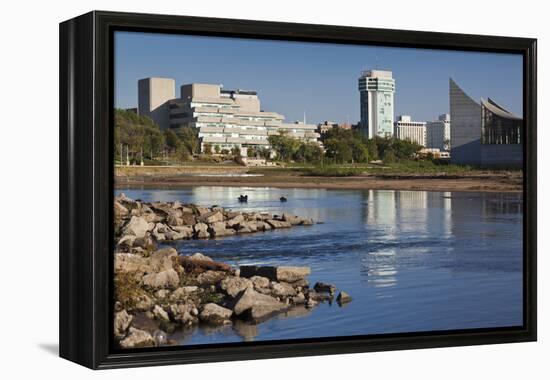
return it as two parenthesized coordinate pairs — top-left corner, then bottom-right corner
(114, 194), (351, 348)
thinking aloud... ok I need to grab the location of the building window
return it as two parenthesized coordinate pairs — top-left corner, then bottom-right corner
(481, 105), (522, 144)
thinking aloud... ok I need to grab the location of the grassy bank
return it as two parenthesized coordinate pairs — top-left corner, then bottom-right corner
(114, 161), (523, 193)
(249, 160), (521, 177)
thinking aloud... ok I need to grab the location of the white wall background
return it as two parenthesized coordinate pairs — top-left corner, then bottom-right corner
(0, 0), (546, 377)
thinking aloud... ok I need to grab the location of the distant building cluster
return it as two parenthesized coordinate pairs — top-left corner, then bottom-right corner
(132, 71), (521, 166)
(138, 78), (319, 155)
(317, 121), (353, 134)
(357, 69), (451, 154)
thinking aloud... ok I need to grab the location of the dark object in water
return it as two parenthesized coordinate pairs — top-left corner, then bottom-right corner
(238, 195), (248, 203)
(280, 196), (287, 202)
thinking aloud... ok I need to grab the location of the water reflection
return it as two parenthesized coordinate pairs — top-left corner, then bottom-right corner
(115, 187), (524, 344)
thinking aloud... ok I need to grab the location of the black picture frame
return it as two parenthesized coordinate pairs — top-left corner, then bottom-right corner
(59, 10), (537, 369)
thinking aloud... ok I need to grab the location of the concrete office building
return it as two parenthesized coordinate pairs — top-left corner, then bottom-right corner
(138, 77), (176, 130)
(358, 70), (395, 138)
(426, 114), (451, 151)
(152, 82), (320, 155)
(393, 115), (426, 146)
(450, 79), (522, 167)
(317, 121), (352, 134)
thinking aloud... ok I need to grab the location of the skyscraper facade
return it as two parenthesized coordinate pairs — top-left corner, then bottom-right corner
(393, 115), (426, 146)
(137, 77), (176, 130)
(358, 70), (395, 138)
(426, 114), (451, 151)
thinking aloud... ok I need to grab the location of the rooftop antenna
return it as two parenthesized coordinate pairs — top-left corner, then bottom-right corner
(303, 110), (307, 124)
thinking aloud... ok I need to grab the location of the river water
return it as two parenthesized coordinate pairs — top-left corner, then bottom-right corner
(115, 187), (523, 345)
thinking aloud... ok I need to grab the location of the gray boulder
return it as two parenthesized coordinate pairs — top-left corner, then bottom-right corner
(239, 265), (310, 283)
(114, 253), (150, 275)
(119, 327), (155, 348)
(250, 276), (270, 290)
(114, 309), (133, 340)
(237, 221), (260, 233)
(193, 222), (210, 239)
(271, 282), (297, 298)
(232, 288), (288, 323)
(336, 291), (352, 304)
(306, 290), (333, 302)
(208, 221), (236, 237)
(226, 214), (244, 228)
(114, 200), (129, 218)
(170, 225), (193, 238)
(142, 269), (179, 290)
(134, 294), (155, 311)
(313, 282), (337, 294)
(198, 210), (224, 224)
(154, 289), (171, 300)
(148, 247), (177, 272)
(276, 266), (311, 283)
(195, 206), (211, 216)
(152, 305), (170, 322)
(170, 286), (199, 301)
(116, 235), (136, 252)
(220, 276), (253, 298)
(266, 219), (292, 229)
(196, 270), (227, 286)
(169, 303), (198, 325)
(180, 213), (196, 226)
(199, 303), (233, 325)
(123, 216), (150, 238)
(187, 252), (213, 262)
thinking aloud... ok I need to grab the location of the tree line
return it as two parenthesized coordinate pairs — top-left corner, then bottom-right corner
(267, 128), (423, 164)
(114, 108), (423, 165)
(114, 109), (199, 164)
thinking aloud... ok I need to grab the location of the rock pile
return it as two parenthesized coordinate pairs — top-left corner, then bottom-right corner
(114, 193), (315, 255)
(114, 248), (351, 348)
(113, 194), (350, 349)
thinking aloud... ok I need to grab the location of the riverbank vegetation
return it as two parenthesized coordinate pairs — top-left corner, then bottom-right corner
(113, 112), (519, 182)
(115, 109), (202, 165)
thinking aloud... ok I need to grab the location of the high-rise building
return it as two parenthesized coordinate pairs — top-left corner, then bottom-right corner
(426, 114), (451, 151)
(450, 78), (522, 167)
(138, 77), (176, 130)
(358, 69), (395, 138)
(142, 81), (320, 155)
(393, 115), (426, 146)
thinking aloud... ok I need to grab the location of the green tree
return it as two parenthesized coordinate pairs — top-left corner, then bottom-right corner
(267, 131), (300, 161)
(383, 148), (396, 163)
(203, 143), (212, 155)
(174, 126), (199, 156)
(114, 109), (165, 163)
(259, 147), (272, 160)
(214, 145), (221, 154)
(295, 142), (324, 163)
(164, 129), (180, 152)
(324, 138), (353, 163)
(392, 138), (422, 160)
(231, 145), (242, 157)
(350, 140), (369, 163)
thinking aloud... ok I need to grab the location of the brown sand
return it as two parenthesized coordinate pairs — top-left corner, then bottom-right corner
(114, 166), (522, 193)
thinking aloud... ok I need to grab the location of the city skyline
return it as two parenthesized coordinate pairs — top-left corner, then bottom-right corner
(115, 31), (523, 125)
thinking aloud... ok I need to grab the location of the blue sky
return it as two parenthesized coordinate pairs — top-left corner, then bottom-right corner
(114, 31), (523, 124)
